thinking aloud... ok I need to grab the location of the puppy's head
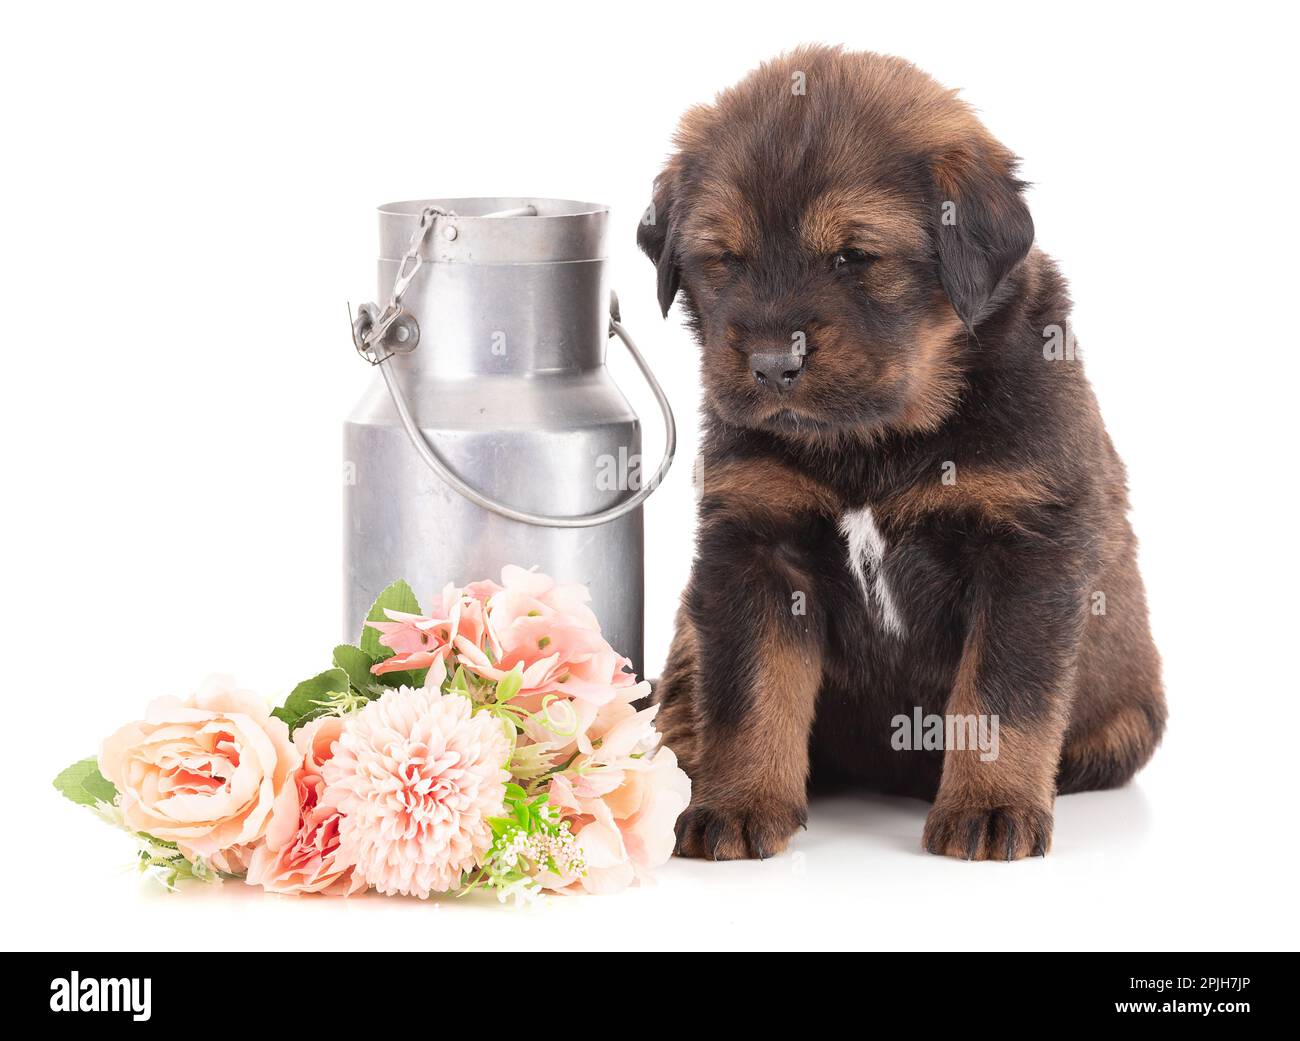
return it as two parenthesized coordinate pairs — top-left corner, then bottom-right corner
(638, 46), (1034, 440)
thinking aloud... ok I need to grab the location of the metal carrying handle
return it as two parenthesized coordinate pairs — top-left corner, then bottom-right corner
(375, 297), (676, 528)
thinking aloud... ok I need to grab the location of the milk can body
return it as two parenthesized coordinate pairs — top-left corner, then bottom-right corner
(344, 199), (645, 672)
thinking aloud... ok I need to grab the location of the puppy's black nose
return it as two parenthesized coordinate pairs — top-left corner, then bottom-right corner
(750, 349), (804, 392)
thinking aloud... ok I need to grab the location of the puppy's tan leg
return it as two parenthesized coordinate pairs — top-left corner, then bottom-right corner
(922, 720), (1064, 861)
(662, 461), (833, 860)
(922, 548), (1083, 861)
(670, 614), (821, 860)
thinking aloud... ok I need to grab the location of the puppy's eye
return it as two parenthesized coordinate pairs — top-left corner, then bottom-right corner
(719, 251), (746, 270)
(831, 248), (874, 270)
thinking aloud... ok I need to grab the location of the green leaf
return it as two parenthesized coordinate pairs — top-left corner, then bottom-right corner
(272, 704), (327, 729)
(373, 666), (429, 690)
(332, 644), (376, 693)
(53, 757), (118, 809)
(359, 580), (422, 659)
(277, 668), (350, 732)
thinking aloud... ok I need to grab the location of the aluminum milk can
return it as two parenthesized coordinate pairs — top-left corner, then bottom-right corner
(345, 198), (675, 674)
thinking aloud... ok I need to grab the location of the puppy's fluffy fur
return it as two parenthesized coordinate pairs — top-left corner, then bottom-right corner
(638, 46), (1165, 861)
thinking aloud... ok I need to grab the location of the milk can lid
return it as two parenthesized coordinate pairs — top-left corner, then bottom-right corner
(378, 197), (609, 265)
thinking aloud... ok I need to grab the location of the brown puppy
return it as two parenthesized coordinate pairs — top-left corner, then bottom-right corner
(638, 46), (1165, 861)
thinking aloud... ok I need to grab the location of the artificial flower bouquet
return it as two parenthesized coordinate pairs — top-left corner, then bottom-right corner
(53, 567), (691, 903)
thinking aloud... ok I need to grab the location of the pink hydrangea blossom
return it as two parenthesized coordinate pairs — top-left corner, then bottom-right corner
(536, 698), (691, 894)
(455, 566), (646, 709)
(545, 741), (691, 895)
(366, 583), (490, 676)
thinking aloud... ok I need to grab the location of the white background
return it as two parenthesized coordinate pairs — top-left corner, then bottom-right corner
(2, 0), (1296, 952)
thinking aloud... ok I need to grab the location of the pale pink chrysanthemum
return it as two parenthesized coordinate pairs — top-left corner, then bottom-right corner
(322, 687), (510, 898)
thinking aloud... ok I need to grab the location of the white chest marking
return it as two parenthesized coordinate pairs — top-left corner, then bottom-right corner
(838, 506), (906, 638)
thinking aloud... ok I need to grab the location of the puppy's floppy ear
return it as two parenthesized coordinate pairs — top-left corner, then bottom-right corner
(931, 143), (1034, 329)
(636, 173), (681, 317)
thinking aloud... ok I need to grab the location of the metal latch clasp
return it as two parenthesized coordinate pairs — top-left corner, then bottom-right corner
(351, 302), (420, 365)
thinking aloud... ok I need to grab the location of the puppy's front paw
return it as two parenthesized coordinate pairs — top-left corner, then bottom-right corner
(674, 800), (807, 860)
(922, 801), (1053, 861)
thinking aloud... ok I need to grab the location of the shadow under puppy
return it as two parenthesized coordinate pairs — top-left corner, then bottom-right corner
(639, 46), (1166, 861)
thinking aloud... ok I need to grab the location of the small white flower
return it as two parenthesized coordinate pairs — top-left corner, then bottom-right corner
(495, 877), (543, 909)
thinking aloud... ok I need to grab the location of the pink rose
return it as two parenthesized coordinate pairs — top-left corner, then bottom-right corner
(246, 716), (364, 895)
(99, 675), (300, 861)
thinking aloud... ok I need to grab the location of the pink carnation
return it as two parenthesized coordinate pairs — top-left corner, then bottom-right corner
(322, 687), (509, 898)
(246, 716), (363, 896)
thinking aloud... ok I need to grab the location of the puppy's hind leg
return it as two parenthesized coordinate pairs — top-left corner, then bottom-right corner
(1056, 700), (1165, 794)
(1055, 543), (1166, 794)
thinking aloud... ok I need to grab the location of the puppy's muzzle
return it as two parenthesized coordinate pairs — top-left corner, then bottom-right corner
(749, 348), (804, 393)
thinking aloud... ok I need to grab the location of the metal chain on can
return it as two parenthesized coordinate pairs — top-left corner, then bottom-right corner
(350, 204), (451, 365)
